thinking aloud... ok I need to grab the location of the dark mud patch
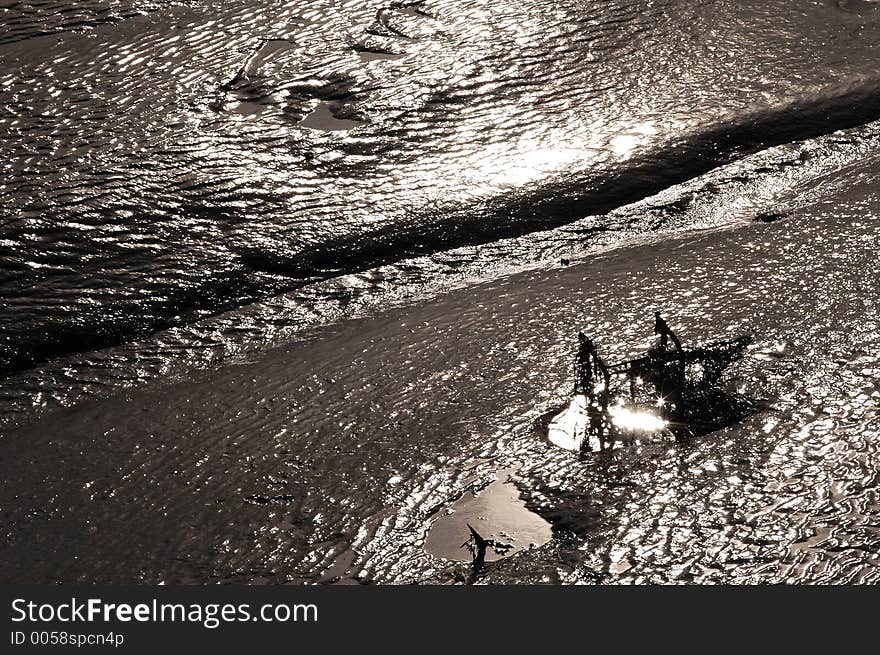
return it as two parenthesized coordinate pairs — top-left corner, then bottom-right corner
(244, 494), (296, 505)
(754, 211), (790, 223)
(353, 45), (405, 61)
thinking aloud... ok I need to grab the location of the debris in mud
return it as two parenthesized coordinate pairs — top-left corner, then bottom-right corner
(547, 313), (759, 453)
(244, 494), (296, 505)
(461, 523), (513, 573)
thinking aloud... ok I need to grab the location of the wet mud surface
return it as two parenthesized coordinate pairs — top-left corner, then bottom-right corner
(3, 0), (880, 585)
(2, 159), (879, 584)
(6, 0), (880, 383)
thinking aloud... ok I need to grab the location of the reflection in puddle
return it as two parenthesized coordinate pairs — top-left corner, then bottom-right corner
(547, 393), (592, 452)
(424, 468), (552, 563)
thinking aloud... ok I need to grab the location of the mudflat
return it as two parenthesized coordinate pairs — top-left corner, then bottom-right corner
(2, 156), (878, 584)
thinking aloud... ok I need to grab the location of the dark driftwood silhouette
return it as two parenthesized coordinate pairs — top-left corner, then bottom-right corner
(573, 314), (757, 447)
(461, 523), (513, 574)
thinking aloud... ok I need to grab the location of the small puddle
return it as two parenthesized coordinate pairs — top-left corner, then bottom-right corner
(424, 468), (552, 563)
(355, 48), (405, 62)
(232, 100), (268, 116)
(299, 102), (365, 131)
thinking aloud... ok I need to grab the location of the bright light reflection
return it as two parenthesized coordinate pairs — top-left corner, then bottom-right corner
(548, 395), (668, 452)
(608, 121), (658, 158)
(608, 405), (667, 432)
(610, 134), (640, 157)
(547, 394), (592, 452)
(468, 139), (582, 188)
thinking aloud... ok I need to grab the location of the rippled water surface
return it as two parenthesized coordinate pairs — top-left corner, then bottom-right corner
(5, 0), (880, 391)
